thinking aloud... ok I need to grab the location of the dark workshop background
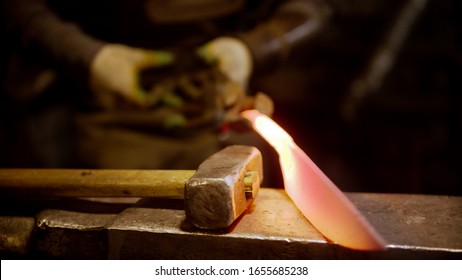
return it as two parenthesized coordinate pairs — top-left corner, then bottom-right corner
(254, 0), (462, 196)
(1, 0), (461, 196)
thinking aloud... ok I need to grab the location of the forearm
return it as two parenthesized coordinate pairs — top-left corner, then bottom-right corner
(238, 0), (330, 72)
(3, 0), (105, 84)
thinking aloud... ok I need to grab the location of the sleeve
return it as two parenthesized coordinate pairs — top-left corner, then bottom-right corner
(2, 0), (105, 85)
(237, 0), (330, 73)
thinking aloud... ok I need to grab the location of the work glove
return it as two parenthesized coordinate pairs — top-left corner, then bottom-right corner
(197, 37), (253, 90)
(197, 37), (254, 122)
(90, 44), (174, 108)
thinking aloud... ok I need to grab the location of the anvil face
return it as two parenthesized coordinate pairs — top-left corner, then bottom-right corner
(1, 189), (461, 259)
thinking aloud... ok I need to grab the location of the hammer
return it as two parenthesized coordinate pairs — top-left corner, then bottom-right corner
(0, 145), (262, 229)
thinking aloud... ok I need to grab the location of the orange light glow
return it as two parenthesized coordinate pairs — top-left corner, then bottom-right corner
(241, 110), (387, 251)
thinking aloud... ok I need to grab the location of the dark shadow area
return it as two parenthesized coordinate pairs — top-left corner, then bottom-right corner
(252, 0), (462, 195)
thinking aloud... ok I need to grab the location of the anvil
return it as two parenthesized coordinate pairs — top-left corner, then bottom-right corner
(0, 189), (461, 259)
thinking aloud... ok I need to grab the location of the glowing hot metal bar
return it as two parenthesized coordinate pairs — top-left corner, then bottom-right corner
(241, 110), (387, 251)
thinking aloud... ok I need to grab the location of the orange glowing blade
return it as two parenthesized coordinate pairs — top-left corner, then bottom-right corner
(241, 110), (387, 251)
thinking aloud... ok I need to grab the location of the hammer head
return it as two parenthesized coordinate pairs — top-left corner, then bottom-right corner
(185, 145), (262, 229)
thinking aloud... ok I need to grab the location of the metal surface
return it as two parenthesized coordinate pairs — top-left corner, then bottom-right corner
(242, 109), (386, 250)
(185, 145), (262, 229)
(0, 216), (35, 257)
(1, 189), (461, 259)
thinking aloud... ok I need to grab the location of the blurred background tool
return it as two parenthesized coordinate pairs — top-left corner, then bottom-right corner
(341, 0), (429, 121)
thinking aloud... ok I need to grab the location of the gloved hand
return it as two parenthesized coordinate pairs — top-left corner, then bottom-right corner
(90, 44), (174, 108)
(197, 37), (253, 89)
(197, 37), (253, 123)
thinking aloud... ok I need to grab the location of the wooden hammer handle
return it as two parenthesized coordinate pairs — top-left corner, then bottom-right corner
(0, 169), (196, 198)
